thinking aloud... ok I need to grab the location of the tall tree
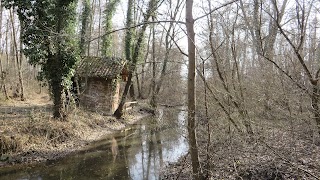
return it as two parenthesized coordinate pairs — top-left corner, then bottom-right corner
(3, 0), (79, 119)
(0, 2), (9, 99)
(153, 0), (183, 106)
(124, 0), (134, 61)
(9, 8), (24, 101)
(114, 0), (158, 118)
(186, 0), (204, 179)
(101, 0), (120, 56)
(206, 3), (253, 134)
(87, 0), (96, 55)
(79, 0), (91, 56)
(149, 13), (156, 108)
(270, 0), (320, 137)
(240, 0), (288, 113)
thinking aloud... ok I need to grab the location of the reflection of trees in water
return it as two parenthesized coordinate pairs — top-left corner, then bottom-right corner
(66, 137), (130, 179)
(2, 108), (186, 180)
(47, 109), (184, 180)
(38, 136), (131, 180)
(139, 115), (163, 179)
(111, 137), (118, 162)
(137, 108), (184, 179)
(160, 108), (186, 145)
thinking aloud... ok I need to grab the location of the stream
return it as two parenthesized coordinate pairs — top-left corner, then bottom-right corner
(0, 108), (188, 180)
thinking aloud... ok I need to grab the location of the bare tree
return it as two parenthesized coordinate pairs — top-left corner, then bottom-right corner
(0, 2), (9, 99)
(9, 8), (24, 101)
(271, 0), (320, 137)
(186, 0), (205, 179)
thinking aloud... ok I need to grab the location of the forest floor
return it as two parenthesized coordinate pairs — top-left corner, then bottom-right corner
(0, 92), (152, 168)
(161, 113), (320, 180)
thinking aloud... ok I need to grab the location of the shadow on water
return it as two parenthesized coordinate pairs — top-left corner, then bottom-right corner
(0, 108), (188, 180)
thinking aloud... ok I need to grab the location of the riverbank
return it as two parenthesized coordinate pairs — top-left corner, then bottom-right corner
(161, 116), (320, 179)
(0, 94), (153, 168)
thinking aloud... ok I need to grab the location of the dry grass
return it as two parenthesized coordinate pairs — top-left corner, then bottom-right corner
(0, 93), (148, 166)
(0, 135), (22, 156)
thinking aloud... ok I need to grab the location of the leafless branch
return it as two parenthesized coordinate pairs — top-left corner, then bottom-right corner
(194, 0), (239, 22)
(86, 20), (186, 43)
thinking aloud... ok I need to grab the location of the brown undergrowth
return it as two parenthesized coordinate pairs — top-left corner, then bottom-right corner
(0, 93), (149, 167)
(161, 113), (320, 180)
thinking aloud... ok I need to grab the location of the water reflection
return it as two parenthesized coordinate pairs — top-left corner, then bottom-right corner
(111, 137), (118, 162)
(0, 108), (188, 180)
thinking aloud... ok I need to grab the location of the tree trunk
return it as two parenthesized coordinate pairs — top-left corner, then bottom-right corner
(9, 8), (25, 101)
(18, 29), (25, 100)
(101, 0), (119, 57)
(186, 0), (204, 179)
(96, 0), (101, 56)
(129, 82), (135, 100)
(139, 30), (152, 99)
(202, 58), (211, 177)
(114, 0), (134, 118)
(79, 0), (91, 56)
(150, 14), (157, 108)
(0, 3), (9, 100)
(50, 0), (74, 120)
(3, 18), (10, 99)
(52, 78), (66, 119)
(114, 73), (132, 118)
(114, 0), (157, 118)
(154, 2), (179, 100)
(311, 82), (320, 136)
(135, 70), (142, 98)
(87, 0), (96, 56)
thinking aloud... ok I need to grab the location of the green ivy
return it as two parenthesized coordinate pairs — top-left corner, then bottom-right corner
(111, 75), (120, 93)
(101, 0), (120, 57)
(3, 0), (79, 119)
(79, 0), (90, 56)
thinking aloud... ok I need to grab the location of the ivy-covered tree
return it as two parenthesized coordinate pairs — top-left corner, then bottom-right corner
(124, 0), (134, 62)
(79, 0), (91, 56)
(101, 0), (120, 57)
(3, 0), (79, 120)
(114, 0), (158, 118)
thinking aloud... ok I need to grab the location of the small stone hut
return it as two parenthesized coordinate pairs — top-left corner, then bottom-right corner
(76, 56), (127, 114)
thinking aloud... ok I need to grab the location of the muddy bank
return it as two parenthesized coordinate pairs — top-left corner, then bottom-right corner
(0, 103), (153, 168)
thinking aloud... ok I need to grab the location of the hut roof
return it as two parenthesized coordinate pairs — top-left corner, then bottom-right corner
(76, 56), (126, 79)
